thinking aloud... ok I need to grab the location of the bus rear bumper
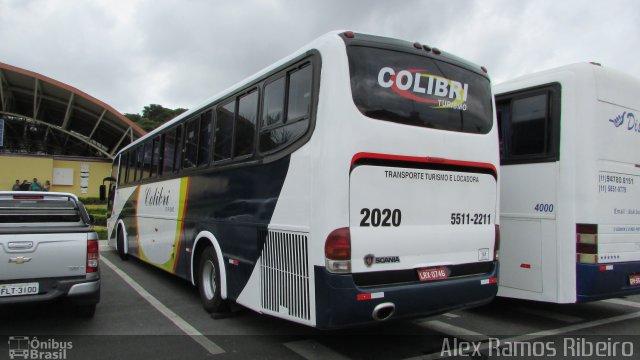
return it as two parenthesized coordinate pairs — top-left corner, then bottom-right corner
(313, 262), (498, 329)
(577, 262), (640, 302)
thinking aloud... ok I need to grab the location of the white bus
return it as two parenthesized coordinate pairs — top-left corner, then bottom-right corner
(107, 31), (500, 329)
(495, 62), (640, 303)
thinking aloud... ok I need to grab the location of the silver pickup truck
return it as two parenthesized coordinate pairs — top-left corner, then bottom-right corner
(0, 192), (100, 317)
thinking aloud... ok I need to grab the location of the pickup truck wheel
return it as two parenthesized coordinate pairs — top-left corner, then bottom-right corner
(116, 226), (129, 260)
(75, 304), (96, 318)
(198, 247), (228, 313)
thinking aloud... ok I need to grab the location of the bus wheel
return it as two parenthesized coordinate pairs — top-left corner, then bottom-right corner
(116, 226), (129, 261)
(198, 247), (228, 313)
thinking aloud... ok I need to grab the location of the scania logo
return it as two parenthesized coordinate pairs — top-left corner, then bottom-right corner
(364, 254), (400, 267)
(364, 254), (375, 267)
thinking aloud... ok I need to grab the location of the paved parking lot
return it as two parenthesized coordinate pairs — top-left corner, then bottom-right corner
(1, 243), (639, 359)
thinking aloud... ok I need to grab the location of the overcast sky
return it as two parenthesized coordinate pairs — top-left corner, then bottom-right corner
(1, 0), (639, 115)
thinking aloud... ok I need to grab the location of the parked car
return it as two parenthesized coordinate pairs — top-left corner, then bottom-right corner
(0, 192), (100, 317)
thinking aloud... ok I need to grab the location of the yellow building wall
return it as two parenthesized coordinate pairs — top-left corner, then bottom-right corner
(0, 155), (112, 198)
(0, 156), (53, 191)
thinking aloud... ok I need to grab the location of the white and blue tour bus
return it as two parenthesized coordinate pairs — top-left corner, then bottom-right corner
(495, 62), (640, 303)
(107, 31), (500, 328)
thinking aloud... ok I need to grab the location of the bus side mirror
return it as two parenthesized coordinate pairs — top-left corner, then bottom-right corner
(99, 185), (106, 201)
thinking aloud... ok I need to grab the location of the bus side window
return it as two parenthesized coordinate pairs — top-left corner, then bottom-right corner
(497, 83), (560, 164)
(135, 146), (144, 181)
(163, 129), (176, 174)
(262, 77), (285, 128)
(151, 136), (161, 177)
(175, 125), (183, 171)
(235, 90), (258, 157)
(184, 117), (200, 169)
(496, 102), (510, 161)
(118, 153), (128, 186)
(287, 64), (312, 122)
(126, 149), (136, 184)
(510, 94), (547, 156)
(142, 141), (152, 179)
(260, 63), (312, 153)
(214, 101), (234, 162)
(198, 111), (213, 166)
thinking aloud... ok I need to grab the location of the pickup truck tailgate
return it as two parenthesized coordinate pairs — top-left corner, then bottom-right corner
(0, 232), (88, 280)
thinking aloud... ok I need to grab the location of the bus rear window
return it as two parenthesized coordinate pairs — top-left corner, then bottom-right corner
(347, 46), (493, 134)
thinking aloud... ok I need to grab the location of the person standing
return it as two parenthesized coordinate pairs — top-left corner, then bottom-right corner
(12, 180), (20, 191)
(43, 180), (51, 191)
(30, 178), (42, 191)
(19, 180), (30, 191)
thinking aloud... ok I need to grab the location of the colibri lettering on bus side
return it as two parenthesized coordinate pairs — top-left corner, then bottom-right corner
(144, 186), (171, 207)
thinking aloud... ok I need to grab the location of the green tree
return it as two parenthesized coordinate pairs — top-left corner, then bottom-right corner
(124, 113), (142, 123)
(125, 104), (187, 131)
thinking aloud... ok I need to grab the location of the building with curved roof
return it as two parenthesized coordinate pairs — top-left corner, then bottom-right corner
(0, 62), (146, 196)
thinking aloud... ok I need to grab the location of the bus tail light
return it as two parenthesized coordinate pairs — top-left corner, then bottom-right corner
(325, 227), (351, 273)
(576, 223), (598, 264)
(494, 224), (500, 260)
(87, 233), (100, 273)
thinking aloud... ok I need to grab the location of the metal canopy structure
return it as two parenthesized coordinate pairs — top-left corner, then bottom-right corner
(0, 62), (146, 159)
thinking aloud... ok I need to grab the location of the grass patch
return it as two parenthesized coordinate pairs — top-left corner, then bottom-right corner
(85, 205), (108, 214)
(94, 225), (108, 240)
(79, 197), (106, 205)
(84, 203), (109, 239)
(85, 205), (108, 227)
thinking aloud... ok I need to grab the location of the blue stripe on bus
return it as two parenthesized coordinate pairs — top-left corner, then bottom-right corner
(314, 262), (498, 329)
(576, 262), (640, 303)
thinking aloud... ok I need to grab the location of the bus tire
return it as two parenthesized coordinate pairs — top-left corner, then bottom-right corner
(198, 247), (228, 313)
(116, 226), (129, 261)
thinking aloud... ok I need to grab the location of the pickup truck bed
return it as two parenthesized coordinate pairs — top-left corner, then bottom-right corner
(0, 192), (100, 317)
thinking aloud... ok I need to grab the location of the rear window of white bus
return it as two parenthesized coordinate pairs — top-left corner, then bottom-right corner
(347, 46), (493, 134)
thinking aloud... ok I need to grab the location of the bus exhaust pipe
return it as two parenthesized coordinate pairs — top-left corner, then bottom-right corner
(372, 302), (396, 321)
